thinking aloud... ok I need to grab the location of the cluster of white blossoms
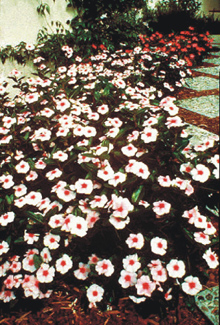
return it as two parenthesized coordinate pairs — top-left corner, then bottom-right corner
(0, 38), (218, 306)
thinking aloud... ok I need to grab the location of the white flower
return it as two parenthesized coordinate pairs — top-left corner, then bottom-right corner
(56, 254), (73, 274)
(86, 284), (104, 303)
(111, 195), (134, 219)
(84, 126), (97, 137)
(95, 259), (114, 277)
(40, 247), (52, 263)
(33, 127), (51, 141)
(191, 164), (210, 183)
(126, 233), (144, 249)
(56, 98), (70, 112)
(24, 230), (39, 244)
(75, 179), (93, 194)
(209, 154), (219, 168)
(46, 168), (62, 180)
(97, 104), (109, 114)
(25, 191), (42, 206)
(166, 259), (186, 278)
(151, 266), (167, 282)
(118, 270), (137, 288)
(181, 276), (202, 295)
(74, 262), (90, 280)
(86, 211), (100, 228)
(108, 172), (127, 187)
(141, 127), (158, 143)
(0, 174), (14, 189)
(97, 165), (115, 181)
(0, 241), (10, 255)
(109, 215), (130, 229)
(122, 254), (141, 273)
(135, 275), (156, 297)
(0, 212), (15, 226)
(90, 195), (108, 209)
(150, 237), (167, 256)
(129, 296), (146, 304)
(26, 171), (38, 181)
(204, 222), (217, 235)
(25, 92), (39, 103)
(15, 160), (30, 174)
(43, 233), (60, 249)
(166, 116), (184, 128)
(153, 201), (171, 216)
(194, 232), (211, 245)
(69, 216), (88, 237)
(53, 151), (68, 162)
(202, 248), (219, 269)
(22, 256), (37, 273)
(48, 214), (64, 228)
(56, 188), (76, 202)
(158, 175), (172, 187)
(121, 144), (138, 157)
(36, 263), (55, 283)
(35, 159), (47, 169)
(193, 214), (207, 229)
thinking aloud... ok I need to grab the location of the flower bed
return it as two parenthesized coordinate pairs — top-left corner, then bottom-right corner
(0, 31), (219, 312)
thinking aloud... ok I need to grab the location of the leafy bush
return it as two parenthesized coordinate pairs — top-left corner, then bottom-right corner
(0, 34), (218, 312)
(142, 0), (203, 33)
(67, 0), (145, 21)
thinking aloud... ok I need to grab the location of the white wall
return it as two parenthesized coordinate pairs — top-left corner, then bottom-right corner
(200, 0), (220, 19)
(0, 0), (76, 47)
(0, 0), (76, 96)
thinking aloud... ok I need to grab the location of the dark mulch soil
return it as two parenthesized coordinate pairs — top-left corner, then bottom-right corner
(0, 268), (218, 325)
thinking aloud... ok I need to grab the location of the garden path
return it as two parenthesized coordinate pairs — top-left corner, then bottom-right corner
(176, 34), (220, 144)
(176, 34), (220, 325)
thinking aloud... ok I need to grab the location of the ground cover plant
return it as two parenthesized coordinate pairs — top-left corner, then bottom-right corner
(0, 30), (219, 317)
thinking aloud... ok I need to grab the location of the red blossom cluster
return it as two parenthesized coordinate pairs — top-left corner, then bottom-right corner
(139, 28), (213, 67)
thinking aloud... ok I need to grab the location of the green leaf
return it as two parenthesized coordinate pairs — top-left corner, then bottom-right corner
(5, 195), (14, 205)
(26, 211), (44, 224)
(33, 254), (43, 269)
(132, 185), (145, 204)
(14, 237), (24, 244)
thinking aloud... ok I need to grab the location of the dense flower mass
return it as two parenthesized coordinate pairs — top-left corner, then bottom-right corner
(0, 29), (218, 309)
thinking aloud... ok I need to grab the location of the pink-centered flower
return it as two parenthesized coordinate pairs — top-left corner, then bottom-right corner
(202, 248), (219, 269)
(150, 237), (167, 256)
(118, 270), (137, 288)
(194, 232), (211, 245)
(0, 212), (15, 227)
(75, 179), (93, 195)
(86, 284), (104, 303)
(0, 241), (10, 255)
(74, 262), (90, 280)
(43, 233), (60, 250)
(0, 174), (14, 189)
(95, 259), (114, 277)
(166, 259), (186, 278)
(15, 160), (30, 174)
(121, 144), (138, 157)
(55, 254), (73, 274)
(36, 263), (55, 283)
(122, 254), (141, 273)
(126, 233), (144, 249)
(135, 275), (156, 297)
(191, 164), (210, 183)
(151, 266), (167, 282)
(153, 200), (171, 216)
(181, 276), (202, 295)
(141, 127), (158, 143)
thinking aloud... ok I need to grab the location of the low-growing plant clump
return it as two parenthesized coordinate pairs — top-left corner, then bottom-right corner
(0, 30), (219, 314)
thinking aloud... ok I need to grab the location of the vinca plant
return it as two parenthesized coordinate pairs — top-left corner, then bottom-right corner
(0, 31), (218, 311)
